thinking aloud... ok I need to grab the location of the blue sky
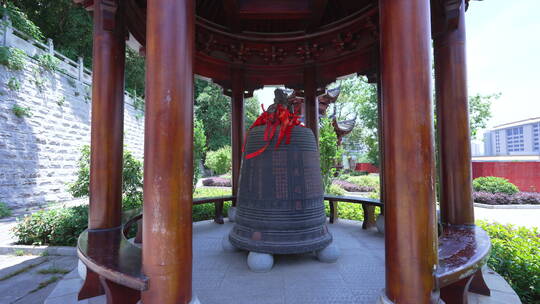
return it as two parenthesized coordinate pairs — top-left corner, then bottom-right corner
(467, 0), (540, 128)
(256, 0), (540, 131)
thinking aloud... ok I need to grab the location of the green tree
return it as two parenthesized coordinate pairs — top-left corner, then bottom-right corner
(244, 95), (261, 130)
(319, 118), (344, 192)
(10, 0), (92, 65)
(9, 1), (144, 96)
(68, 145), (143, 210)
(329, 76), (378, 165)
(125, 48), (146, 97)
(469, 93), (499, 139)
(195, 80), (232, 151)
(335, 76), (497, 166)
(195, 79), (260, 151)
(1, 2), (44, 41)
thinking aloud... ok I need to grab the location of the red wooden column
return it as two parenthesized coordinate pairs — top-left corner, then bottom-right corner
(304, 65), (319, 140)
(142, 1), (195, 303)
(88, 0), (125, 230)
(79, 1), (126, 299)
(379, 0), (438, 303)
(231, 68), (245, 203)
(434, 0), (474, 226)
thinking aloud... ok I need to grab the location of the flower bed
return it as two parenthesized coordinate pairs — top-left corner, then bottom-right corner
(473, 191), (540, 205)
(332, 179), (374, 192)
(202, 177), (231, 187)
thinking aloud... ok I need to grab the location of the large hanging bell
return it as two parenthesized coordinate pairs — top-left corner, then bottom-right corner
(229, 125), (332, 254)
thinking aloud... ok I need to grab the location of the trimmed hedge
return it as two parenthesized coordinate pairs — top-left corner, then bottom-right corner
(473, 176), (519, 195)
(478, 221), (540, 303)
(473, 191), (540, 205)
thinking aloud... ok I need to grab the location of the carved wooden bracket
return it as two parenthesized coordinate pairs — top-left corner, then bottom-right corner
(296, 43), (323, 61)
(228, 43), (252, 63)
(333, 32), (357, 52)
(259, 46), (287, 64)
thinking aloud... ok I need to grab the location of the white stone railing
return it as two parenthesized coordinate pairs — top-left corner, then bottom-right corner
(1, 15), (142, 104)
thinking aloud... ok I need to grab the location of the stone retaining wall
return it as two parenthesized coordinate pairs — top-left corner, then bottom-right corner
(0, 21), (144, 208)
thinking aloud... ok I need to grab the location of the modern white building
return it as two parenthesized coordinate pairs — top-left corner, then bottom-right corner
(484, 117), (540, 156)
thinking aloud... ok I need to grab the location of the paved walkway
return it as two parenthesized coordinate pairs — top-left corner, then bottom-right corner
(0, 254), (78, 304)
(474, 205), (540, 229)
(43, 220), (519, 304)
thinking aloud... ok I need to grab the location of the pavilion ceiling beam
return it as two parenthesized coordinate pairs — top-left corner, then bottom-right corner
(223, 0), (241, 32)
(307, 0), (328, 32)
(73, 0), (95, 11)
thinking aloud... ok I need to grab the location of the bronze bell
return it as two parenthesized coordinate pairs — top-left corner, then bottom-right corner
(229, 124), (333, 256)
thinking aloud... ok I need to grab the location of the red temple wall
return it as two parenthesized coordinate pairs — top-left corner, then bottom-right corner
(472, 161), (540, 192)
(354, 163), (380, 174)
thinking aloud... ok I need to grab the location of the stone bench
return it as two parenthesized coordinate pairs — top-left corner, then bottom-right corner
(437, 225), (492, 303)
(324, 195), (384, 229)
(77, 195), (236, 303)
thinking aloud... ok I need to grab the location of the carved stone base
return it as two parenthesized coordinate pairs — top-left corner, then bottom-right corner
(228, 206), (237, 222)
(189, 295), (201, 304)
(316, 243), (340, 263)
(247, 252), (274, 272)
(376, 214), (385, 234)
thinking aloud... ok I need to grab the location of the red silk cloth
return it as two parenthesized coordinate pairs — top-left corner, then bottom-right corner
(243, 104), (304, 159)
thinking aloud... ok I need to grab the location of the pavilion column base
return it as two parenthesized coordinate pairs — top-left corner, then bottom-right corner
(189, 295), (201, 304)
(377, 290), (443, 304)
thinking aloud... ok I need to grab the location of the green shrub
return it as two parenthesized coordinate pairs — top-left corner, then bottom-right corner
(0, 202), (12, 218)
(323, 200), (382, 222)
(33, 53), (60, 72)
(473, 176), (519, 195)
(68, 145), (143, 210)
(327, 184), (345, 196)
(7, 77), (21, 91)
(477, 221), (540, 303)
(205, 145), (231, 175)
(11, 104), (32, 118)
(0, 46), (26, 71)
(345, 175), (380, 190)
(350, 170), (369, 176)
(12, 205), (88, 246)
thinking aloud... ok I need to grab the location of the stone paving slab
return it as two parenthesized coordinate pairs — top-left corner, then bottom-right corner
(43, 219), (520, 304)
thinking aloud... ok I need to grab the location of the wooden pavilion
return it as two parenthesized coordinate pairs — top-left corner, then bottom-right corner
(74, 0), (492, 303)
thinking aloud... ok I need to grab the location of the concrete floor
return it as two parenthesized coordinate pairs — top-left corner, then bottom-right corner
(40, 219), (520, 304)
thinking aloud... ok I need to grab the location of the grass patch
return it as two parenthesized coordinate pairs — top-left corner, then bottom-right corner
(37, 267), (69, 275)
(30, 276), (60, 293)
(14, 250), (25, 256)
